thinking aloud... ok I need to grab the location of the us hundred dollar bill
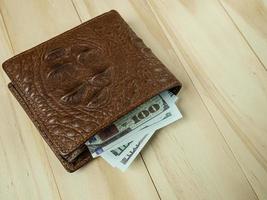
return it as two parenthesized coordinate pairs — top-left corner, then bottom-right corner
(101, 96), (182, 169)
(85, 91), (176, 157)
(116, 131), (153, 171)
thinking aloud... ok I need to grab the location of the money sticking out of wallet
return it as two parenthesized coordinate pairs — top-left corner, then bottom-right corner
(62, 90), (182, 171)
(86, 90), (182, 171)
(3, 10), (182, 172)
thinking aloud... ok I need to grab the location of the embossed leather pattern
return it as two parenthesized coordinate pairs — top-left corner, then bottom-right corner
(2, 10), (181, 172)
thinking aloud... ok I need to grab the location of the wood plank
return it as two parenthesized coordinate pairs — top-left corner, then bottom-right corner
(0, 14), (20, 200)
(219, 0), (267, 69)
(0, 12), (62, 200)
(146, 0), (267, 199)
(72, 0), (260, 199)
(0, 1), (159, 200)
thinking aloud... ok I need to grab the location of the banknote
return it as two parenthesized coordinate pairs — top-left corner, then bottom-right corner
(101, 98), (182, 169)
(100, 129), (151, 167)
(86, 91), (176, 157)
(167, 90), (178, 102)
(101, 139), (137, 167)
(116, 131), (154, 171)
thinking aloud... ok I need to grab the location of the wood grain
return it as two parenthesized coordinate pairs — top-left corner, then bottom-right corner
(219, 0), (267, 70)
(71, 0), (265, 199)
(0, 12), (63, 200)
(146, 0), (267, 199)
(0, 0), (266, 199)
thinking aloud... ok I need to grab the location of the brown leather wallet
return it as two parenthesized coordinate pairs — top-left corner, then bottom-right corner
(2, 10), (181, 172)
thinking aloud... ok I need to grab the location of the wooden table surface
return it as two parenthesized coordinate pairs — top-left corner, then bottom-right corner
(0, 1), (266, 200)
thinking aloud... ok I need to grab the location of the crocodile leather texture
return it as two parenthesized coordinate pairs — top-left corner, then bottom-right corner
(2, 10), (181, 172)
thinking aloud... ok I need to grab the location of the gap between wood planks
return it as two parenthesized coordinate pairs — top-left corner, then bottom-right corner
(71, 0), (263, 199)
(145, 0), (261, 199)
(0, 8), (63, 200)
(1, 1), (162, 199)
(69, 1), (162, 199)
(1, 0), (263, 198)
(217, 0), (267, 71)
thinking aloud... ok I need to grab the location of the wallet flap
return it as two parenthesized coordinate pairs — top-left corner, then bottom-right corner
(2, 10), (181, 156)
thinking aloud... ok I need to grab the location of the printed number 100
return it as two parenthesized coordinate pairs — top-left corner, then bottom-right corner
(132, 104), (160, 124)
